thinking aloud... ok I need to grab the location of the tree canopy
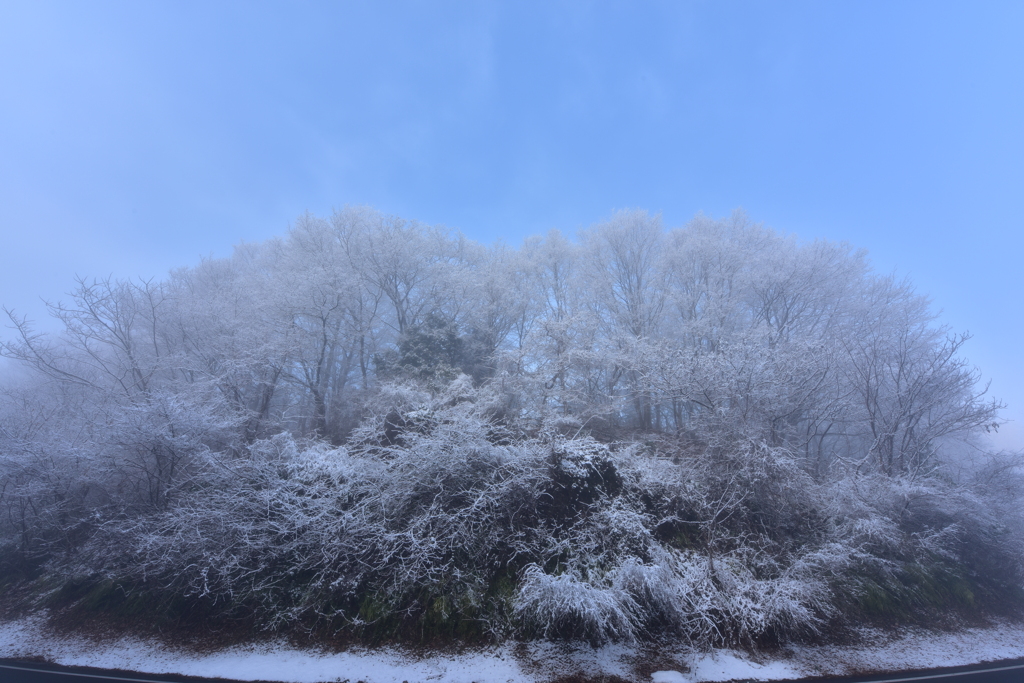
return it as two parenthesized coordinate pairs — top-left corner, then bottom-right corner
(1, 208), (1020, 646)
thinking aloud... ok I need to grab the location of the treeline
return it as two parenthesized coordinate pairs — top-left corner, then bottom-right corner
(1, 208), (1021, 645)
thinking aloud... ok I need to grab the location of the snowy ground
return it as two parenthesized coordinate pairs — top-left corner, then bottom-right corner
(1, 613), (1023, 683)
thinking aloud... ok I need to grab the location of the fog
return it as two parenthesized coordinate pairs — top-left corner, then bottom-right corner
(2, 208), (1021, 644)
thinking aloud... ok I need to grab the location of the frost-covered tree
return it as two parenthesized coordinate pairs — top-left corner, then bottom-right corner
(1, 206), (1019, 646)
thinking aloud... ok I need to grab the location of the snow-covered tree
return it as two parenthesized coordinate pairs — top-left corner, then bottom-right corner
(1, 206), (1018, 646)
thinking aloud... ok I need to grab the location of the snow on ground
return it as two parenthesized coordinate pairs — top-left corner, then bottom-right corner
(1, 612), (1023, 683)
(786, 623), (1024, 677)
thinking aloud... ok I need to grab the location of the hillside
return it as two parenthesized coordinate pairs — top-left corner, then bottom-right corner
(1, 209), (1022, 648)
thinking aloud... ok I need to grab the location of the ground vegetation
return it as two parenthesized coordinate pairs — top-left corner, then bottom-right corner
(1, 208), (1021, 647)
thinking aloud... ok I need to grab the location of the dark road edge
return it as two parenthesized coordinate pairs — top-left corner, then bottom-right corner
(3, 656), (1024, 683)
(0, 659), (268, 683)
(756, 658), (1024, 683)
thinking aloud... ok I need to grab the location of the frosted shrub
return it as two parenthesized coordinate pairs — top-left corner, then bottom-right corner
(513, 564), (640, 644)
(47, 397), (1020, 641)
(706, 552), (829, 643)
(509, 437), (836, 646)
(609, 546), (829, 648)
(76, 443), (376, 624)
(611, 550), (716, 643)
(73, 400), (558, 634)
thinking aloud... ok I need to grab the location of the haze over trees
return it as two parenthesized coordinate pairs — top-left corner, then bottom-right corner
(1, 208), (1021, 647)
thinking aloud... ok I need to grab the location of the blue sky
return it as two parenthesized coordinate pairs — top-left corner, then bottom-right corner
(1, 1), (1022, 449)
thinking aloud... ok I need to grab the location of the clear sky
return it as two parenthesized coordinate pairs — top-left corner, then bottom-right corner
(1, 1), (1022, 450)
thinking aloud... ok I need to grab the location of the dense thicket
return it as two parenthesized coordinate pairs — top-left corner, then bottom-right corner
(1, 208), (1021, 646)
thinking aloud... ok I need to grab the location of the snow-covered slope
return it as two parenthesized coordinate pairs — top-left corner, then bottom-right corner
(2, 613), (1023, 683)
